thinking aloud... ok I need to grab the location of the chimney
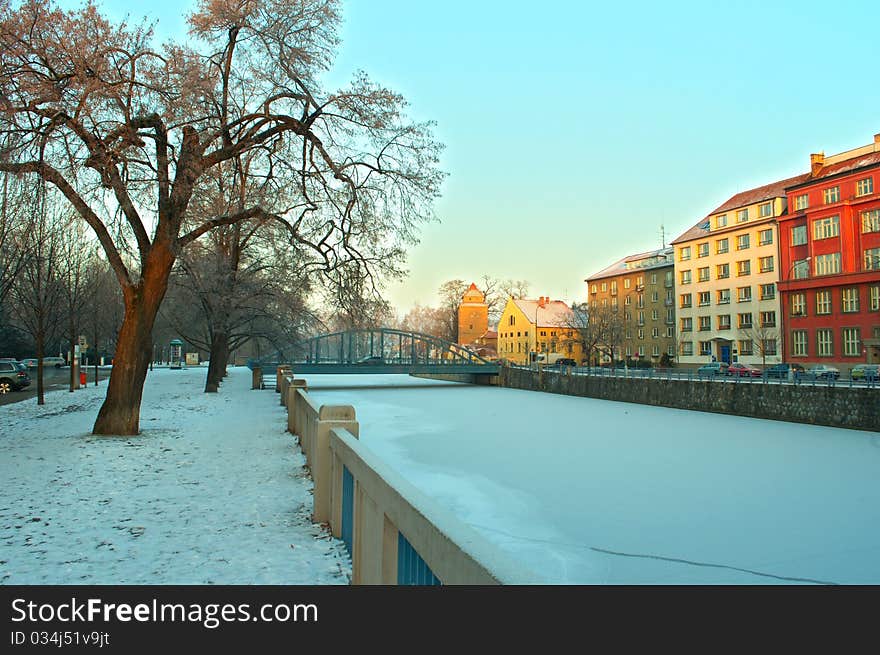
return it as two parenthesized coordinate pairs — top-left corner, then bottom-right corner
(810, 152), (825, 175)
(874, 133), (880, 148)
(537, 296), (546, 308)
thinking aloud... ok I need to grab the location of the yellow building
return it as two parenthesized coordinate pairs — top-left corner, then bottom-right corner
(457, 282), (489, 345)
(497, 296), (584, 364)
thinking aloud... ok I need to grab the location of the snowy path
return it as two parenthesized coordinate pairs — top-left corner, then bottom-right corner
(0, 367), (350, 585)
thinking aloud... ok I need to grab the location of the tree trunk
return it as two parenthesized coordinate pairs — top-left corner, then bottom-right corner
(204, 331), (228, 393)
(92, 249), (173, 435)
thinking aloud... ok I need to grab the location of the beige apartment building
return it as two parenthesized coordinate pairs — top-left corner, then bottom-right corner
(670, 175), (807, 368)
(585, 247), (676, 365)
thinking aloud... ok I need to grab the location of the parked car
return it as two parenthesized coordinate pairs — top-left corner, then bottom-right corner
(765, 363), (806, 379)
(0, 361), (31, 393)
(807, 364), (840, 380)
(697, 362), (729, 377)
(41, 356), (67, 368)
(355, 355), (383, 365)
(727, 362), (762, 377)
(551, 358), (578, 368)
(851, 364), (880, 381)
(20, 358), (38, 368)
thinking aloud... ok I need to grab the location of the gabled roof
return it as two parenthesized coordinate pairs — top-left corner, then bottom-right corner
(510, 299), (574, 328)
(585, 247), (673, 281)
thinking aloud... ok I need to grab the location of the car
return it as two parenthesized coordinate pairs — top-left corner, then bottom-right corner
(40, 356), (67, 368)
(20, 358), (38, 368)
(552, 358), (578, 368)
(765, 363), (806, 379)
(354, 355), (383, 365)
(851, 364), (880, 381)
(727, 362), (762, 377)
(0, 361), (31, 393)
(697, 362), (729, 376)
(807, 364), (840, 380)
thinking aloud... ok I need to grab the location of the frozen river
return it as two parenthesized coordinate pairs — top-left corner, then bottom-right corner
(307, 374), (880, 584)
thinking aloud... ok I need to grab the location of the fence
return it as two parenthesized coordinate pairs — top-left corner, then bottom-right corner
(279, 369), (534, 585)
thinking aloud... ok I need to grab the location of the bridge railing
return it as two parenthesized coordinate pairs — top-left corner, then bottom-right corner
(282, 370), (534, 585)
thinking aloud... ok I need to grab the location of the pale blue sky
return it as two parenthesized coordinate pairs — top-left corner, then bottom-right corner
(70, 1), (880, 311)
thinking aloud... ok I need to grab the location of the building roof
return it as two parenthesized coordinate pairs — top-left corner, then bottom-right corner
(787, 151), (880, 189)
(511, 298), (575, 328)
(670, 173), (809, 245)
(480, 330), (498, 339)
(585, 247), (673, 282)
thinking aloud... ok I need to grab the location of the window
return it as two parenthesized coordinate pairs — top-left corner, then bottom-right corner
(610, 280), (618, 294)
(638, 329), (645, 340)
(638, 311), (645, 325)
(813, 215), (839, 240)
(601, 282), (607, 292)
(816, 290), (832, 315)
(739, 340), (753, 356)
(791, 224), (808, 246)
(698, 266), (710, 282)
(736, 260), (751, 276)
(625, 345), (633, 356)
(792, 330), (808, 356)
(760, 311), (776, 328)
(624, 278), (631, 289)
(863, 210), (880, 233)
(716, 238), (729, 254)
(759, 202), (773, 218)
(856, 177), (874, 197)
(737, 313), (753, 329)
(665, 271), (673, 287)
(736, 208), (749, 223)
(601, 298), (608, 308)
(791, 293), (806, 316)
(865, 247), (880, 271)
(612, 297), (619, 311)
(679, 246), (692, 261)
(680, 293), (692, 308)
(759, 256), (774, 273)
(651, 291), (659, 303)
(698, 291), (711, 306)
(681, 342), (694, 356)
(651, 309), (659, 321)
(625, 295), (632, 305)
(651, 273), (658, 285)
(680, 270), (691, 284)
(759, 229), (773, 246)
(795, 193), (809, 211)
(718, 315), (731, 330)
(697, 243), (709, 258)
(667, 343), (675, 355)
(817, 329), (833, 356)
(666, 308), (674, 323)
(737, 286), (752, 303)
(815, 252), (841, 276)
(699, 341), (712, 356)
(717, 289), (730, 305)
(652, 345), (660, 357)
(763, 339), (777, 356)
(716, 263), (729, 279)
(737, 234), (750, 250)
(591, 284), (597, 294)
(792, 258), (810, 279)
(823, 186), (840, 204)
(698, 316), (711, 331)
(871, 285), (880, 311)
(716, 214), (727, 228)
(652, 327), (659, 339)
(681, 317), (693, 332)
(760, 283), (775, 300)
(842, 287), (859, 313)
(841, 327), (860, 356)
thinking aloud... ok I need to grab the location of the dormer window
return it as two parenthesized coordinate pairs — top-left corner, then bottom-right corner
(716, 214), (727, 228)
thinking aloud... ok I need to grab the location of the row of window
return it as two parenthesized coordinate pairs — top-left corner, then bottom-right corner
(680, 256), (775, 283)
(789, 285), (880, 316)
(625, 345), (676, 358)
(680, 340), (778, 357)
(680, 311), (776, 332)
(590, 271), (674, 294)
(680, 284), (776, 308)
(791, 210), (880, 246)
(790, 327), (877, 357)
(712, 203), (775, 230)
(794, 177), (875, 212)
(679, 229), (774, 261)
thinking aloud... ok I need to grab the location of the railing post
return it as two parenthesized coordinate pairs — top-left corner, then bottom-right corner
(276, 364), (291, 393)
(286, 381), (308, 434)
(251, 366), (262, 390)
(313, 405), (359, 524)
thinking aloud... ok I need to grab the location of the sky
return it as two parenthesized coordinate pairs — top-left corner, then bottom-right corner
(62, 0), (880, 313)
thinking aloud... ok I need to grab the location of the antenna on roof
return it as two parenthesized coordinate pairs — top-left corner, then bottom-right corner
(660, 224), (666, 248)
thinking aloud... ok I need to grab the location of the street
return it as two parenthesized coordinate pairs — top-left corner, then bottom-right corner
(0, 366), (113, 407)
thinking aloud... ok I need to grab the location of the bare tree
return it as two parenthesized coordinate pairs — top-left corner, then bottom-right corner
(739, 325), (780, 369)
(0, 173), (32, 313)
(59, 218), (99, 391)
(0, 0), (443, 434)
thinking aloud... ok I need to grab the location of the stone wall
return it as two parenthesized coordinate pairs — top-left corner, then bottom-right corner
(499, 367), (879, 432)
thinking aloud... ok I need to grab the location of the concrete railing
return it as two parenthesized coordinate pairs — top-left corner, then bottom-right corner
(285, 379), (535, 585)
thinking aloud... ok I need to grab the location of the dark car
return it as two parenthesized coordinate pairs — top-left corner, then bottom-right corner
(552, 358), (578, 368)
(807, 364), (840, 380)
(765, 363), (806, 379)
(0, 361), (31, 393)
(355, 355), (383, 365)
(727, 362), (762, 377)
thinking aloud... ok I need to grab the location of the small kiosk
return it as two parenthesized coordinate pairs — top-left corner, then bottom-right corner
(169, 339), (184, 369)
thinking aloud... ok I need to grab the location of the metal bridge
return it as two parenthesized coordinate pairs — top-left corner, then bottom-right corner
(253, 328), (500, 375)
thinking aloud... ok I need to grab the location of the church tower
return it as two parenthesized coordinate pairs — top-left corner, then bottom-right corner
(457, 283), (488, 345)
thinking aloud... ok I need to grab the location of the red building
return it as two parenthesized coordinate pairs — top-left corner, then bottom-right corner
(777, 135), (880, 371)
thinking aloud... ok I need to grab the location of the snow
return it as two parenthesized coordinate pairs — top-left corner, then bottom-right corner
(0, 367), (350, 584)
(306, 375), (880, 584)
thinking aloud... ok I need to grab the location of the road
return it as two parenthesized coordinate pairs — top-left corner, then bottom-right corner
(0, 366), (113, 407)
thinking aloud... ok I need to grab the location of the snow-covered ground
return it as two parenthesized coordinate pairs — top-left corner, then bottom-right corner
(0, 367), (350, 584)
(307, 375), (880, 584)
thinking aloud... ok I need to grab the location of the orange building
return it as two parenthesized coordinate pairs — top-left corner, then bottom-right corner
(457, 283), (489, 346)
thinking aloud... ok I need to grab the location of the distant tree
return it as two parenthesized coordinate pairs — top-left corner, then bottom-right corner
(0, 0), (442, 434)
(740, 325), (779, 369)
